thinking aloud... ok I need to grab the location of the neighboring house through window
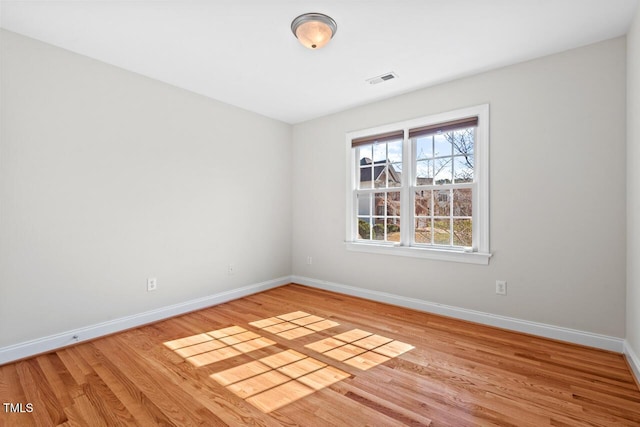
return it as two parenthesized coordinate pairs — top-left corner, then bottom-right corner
(346, 104), (490, 264)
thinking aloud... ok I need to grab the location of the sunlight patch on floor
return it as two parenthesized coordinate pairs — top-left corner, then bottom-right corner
(211, 349), (350, 412)
(249, 311), (340, 339)
(163, 326), (276, 367)
(163, 313), (414, 412)
(305, 328), (414, 370)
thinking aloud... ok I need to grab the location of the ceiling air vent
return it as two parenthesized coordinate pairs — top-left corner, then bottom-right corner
(366, 72), (398, 85)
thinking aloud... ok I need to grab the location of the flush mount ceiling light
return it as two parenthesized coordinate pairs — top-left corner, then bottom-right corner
(291, 13), (337, 50)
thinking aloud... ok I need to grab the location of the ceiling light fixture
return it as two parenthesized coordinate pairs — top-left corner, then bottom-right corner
(291, 13), (337, 50)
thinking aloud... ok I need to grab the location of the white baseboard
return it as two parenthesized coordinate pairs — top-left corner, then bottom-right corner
(624, 340), (640, 385)
(292, 275), (624, 353)
(2, 275), (627, 366)
(0, 276), (290, 366)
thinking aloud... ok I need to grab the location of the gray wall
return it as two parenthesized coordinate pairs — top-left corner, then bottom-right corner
(628, 7), (640, 358)
(0, 30), (292, 347)
(292, 37), (627, 338)
(0, 28), (632, 350)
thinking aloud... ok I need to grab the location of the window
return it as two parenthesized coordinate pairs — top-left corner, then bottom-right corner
(345, 105), (490, 264)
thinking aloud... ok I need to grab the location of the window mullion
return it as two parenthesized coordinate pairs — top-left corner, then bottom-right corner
(449, 188), (454, 246)
(368, 190), (373, 240)
(351, 148), (358, 241)
(400, 129), (411, 247)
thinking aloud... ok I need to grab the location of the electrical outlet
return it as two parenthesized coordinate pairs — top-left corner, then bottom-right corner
(307, 256), (313, 265)
(228, 264), (235, 275)
(147, 277), (157, 292)
(496, 280), (507, 295)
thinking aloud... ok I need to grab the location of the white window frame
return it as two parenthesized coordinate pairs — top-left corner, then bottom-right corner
(345, 104), (491, 265)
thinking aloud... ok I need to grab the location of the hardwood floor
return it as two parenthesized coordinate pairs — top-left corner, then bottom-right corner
(2, 283), (640, 426)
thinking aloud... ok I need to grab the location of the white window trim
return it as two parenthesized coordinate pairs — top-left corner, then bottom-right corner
(345, 104), (491, 265)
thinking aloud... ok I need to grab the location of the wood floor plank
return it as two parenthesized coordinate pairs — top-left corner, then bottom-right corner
(117, 330), (289, 427)
(35, 354), (77, 409)
(0, 364), (38, 427)
(92, 336), (222, 426)
(15, 359), (66, 425)
(68, 393), (109, 427)
(2, 283), (640, 426)
(332, 380), (433, 426)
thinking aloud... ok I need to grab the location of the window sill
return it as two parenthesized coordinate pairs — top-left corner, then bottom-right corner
(344, 242), (491, 265)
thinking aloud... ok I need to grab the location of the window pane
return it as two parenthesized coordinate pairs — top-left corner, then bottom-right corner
(416, 160), (433, 185)
(359, 165), (373, 189)
(374, 192), (386, 216)
(358, 145), (372, 161)
(414, 218), (431, 244)
(434, 134), (452, 157)
(373, 143), (386, 162)
(357, 218), (372, 240)
(388, 140), (402, 163)
(453, 219), (472, 247)
(453, 156), (474, 183)
(433, 219), (451, 245)
(357, 193), (372, 216)
(434, 158), (452, 184)
(389, 163), (402, 187)
(434, 190), (450, 216)
(453, 189), (472, 217)
(387, 219), (401, 242)
(374, 166), (389, 188)
(373, 218), (385, 241)
(415, 190), (432, 216)
(416, 137), (432, 160)
(377, 165), (401, 188)
(452, 129), (474, 156)
(387, 192), (401, 217)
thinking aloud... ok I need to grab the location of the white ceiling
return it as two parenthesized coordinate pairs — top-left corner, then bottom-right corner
(1, 0), (637, 124)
